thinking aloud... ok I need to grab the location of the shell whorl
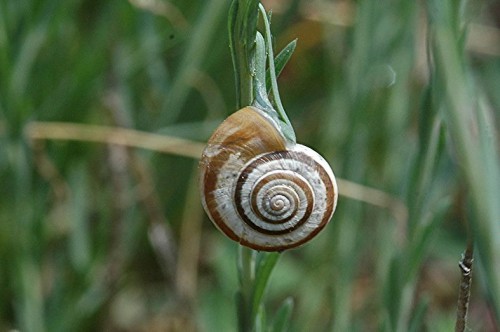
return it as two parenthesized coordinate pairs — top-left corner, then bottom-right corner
(199, 106), (338, 251)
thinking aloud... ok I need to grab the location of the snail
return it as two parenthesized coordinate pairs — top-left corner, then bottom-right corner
(199, 106), (338, 251)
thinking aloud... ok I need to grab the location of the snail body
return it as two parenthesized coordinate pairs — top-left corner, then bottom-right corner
(199, 106), (338, 251)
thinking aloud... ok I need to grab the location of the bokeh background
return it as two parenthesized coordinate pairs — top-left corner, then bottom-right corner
(1, 0), (499, 331)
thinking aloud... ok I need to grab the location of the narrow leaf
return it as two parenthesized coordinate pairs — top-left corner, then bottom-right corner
(271, 297), (294, 332)
(254, 32), (267, 88)
(228, 0), (241, 108)
(266, 39), (297, 92)
(251, 252), (280, 321)
(408, 298), (429, 332)
(254, 304), (266, 332)
(243, 0), (259, 62)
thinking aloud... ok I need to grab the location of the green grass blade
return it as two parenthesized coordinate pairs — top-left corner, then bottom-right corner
(408, 298), (429, 332)
(271, 297), (293, 332)
(427, 0), (500, 319)
(265, 39), (297, 92)
(229, 0), (260, 108)
(254, 304), (266, 332)
(251, 252), (280, 323)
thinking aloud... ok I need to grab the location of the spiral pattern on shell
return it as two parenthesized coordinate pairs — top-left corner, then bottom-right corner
(199, 106), (338, 251)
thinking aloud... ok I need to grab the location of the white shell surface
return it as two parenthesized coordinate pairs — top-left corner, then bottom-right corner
(203, 144), (337, 251)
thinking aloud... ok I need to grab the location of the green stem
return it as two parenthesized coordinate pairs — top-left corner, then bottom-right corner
(258, 4), (293, 131)
(230, 2), (260, 331)
(229, 0), (259, 108)
(237, 246), (256, 332)
(230, 2), (292, 331)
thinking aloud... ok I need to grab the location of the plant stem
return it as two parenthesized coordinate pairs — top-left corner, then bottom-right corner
(229, 0), (259, 109)
(455, 242), (473, 332)
(257, 4), (293, 132)
(230, 2), (293, 331)
(237, 246), (256, 332)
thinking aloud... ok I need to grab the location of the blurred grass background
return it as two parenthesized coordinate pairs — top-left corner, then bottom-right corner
(1, 0), (499, 331)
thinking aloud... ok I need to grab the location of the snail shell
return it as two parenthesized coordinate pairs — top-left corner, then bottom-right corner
(199, 106), (338, 251)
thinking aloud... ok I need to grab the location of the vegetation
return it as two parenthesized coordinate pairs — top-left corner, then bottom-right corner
(1, 0), (499, 331)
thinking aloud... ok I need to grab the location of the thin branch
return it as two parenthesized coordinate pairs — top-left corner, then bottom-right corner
(25, 121), (408, 224)
(455, 242), (474, 332)
(336, 178), (408, 225)
(25, 121), (205, 159)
